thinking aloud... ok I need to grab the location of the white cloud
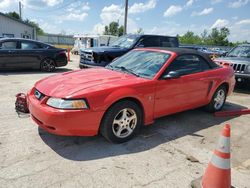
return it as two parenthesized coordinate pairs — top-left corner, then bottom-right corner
(236, 19), (250, 25)
(226, 20), (250, 41)
(31, 18), (60, 34)
(186, 0), (196, 7)
(129, 0), (156, 14)
(0, 0), (12, 9)
(64, 12), (88, 21)
(100, 4), (123, 24)
(229, 0), (249, 8)
(66, 2), (90, 12)
(146, 22), (207, 37)
(93, 23), (105, 34)
(211, 0), (223, 4)
(192, 7), (213, 16)
(82, 2), (90, 11)
(42, 0), (63, 7)
(93, 3), (139, 34)
(164, 5), (183, 17)
(146, 19), (250, 42)
(211, 19), (230, 28)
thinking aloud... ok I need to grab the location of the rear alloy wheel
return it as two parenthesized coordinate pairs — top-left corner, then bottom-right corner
(206, 86), (227, 112)
(100, 101), (142, 143)
(41, 58), (56, 72)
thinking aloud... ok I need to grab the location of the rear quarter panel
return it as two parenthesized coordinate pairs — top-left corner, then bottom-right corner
(207, 66), (235, 101)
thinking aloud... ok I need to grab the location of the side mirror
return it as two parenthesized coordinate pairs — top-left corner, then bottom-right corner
(222, 52), (228, 57)
(162, 71), (181, 80)
(136, 43), (144, 48)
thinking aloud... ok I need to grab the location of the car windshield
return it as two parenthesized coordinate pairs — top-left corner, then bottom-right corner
(106, 50), (170, 79)
(110, 35), (138, 48)
(227, 46), (250, 58)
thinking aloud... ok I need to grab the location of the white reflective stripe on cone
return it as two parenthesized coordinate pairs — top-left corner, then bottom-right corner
(217, 136), (230, 153)
(211, 154), (231, 169)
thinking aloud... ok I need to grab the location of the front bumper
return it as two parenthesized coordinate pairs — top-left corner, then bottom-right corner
(27, 89), (104, 136)
(235, 73), (250, 79)
(79, 58), (108, 68)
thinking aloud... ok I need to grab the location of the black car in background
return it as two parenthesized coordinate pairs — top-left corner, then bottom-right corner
(79, 34), (179, 68)
(214, 44), (250, 83)
(0, 38), (67, 72)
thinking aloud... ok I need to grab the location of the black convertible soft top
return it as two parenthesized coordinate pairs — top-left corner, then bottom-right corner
(145, 47), (219, 69)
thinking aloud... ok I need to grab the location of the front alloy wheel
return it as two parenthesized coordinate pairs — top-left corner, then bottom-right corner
(100, 100), (142, 143)
(112, 108), (137, 138)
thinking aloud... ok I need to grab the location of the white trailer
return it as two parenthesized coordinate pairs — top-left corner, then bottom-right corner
(72, 34), (118, 55)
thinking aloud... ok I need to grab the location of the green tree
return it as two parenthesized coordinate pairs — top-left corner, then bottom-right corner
(179, 31), (202, 44)
(118, 25), (124, 36)
(24, 19), (44, 35)
(103, 22), (124, 36)
(5, 11), (20, 20)
(208, 27), (230, 46)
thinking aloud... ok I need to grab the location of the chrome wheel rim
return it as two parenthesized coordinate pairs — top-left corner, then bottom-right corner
(42, 59), (55, 72)
(214, 89), (225, 110)
(112, 108), (137, 138)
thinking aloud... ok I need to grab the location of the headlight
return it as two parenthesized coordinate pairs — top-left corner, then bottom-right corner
(246, 65), (250, 72)
(46, 98), (88, 109)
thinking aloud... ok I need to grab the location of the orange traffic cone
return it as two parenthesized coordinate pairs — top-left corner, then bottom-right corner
(191, 124), (231, 188)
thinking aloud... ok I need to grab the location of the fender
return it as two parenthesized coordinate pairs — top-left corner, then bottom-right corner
(95, 87), (154, 125)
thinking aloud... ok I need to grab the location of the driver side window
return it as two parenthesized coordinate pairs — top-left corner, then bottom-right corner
(164, 54), (210, 76)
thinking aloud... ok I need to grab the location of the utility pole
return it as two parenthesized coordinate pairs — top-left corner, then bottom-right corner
(19, 1), (22, 19)
(124, 0), (128, 35)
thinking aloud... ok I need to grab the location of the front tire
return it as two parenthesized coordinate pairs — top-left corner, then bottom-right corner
(41, 58), (56, 72)
(206, 85), (227, 112)
(100, 101), (143, 143)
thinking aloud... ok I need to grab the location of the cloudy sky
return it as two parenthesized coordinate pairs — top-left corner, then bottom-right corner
(0, 0), (250, 42)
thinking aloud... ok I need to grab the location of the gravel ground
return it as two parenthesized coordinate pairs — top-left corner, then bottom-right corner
(0, 55), (249, 188)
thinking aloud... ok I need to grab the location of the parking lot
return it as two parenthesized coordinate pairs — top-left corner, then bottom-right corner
(0, 55), (249, 188)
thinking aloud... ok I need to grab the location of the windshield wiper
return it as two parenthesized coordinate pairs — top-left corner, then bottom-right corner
(106, 64), (115, 70)
(115, 66), (140, 77)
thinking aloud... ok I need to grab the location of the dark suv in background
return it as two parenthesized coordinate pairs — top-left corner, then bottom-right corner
(214, 44), (250, 83)
(79, 34), (179, 68)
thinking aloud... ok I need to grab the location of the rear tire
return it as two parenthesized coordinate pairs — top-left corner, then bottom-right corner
(206, 85), (227, 112)
(41, 58), (56, 72)
(100, 100), (143, 143)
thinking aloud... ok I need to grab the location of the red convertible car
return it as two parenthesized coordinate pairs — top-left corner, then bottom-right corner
(27, 48), (235, 143)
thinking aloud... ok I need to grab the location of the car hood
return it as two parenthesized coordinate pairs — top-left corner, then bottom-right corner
(82, 46), (128, 53)
(216, 57), (250, 65)
(35, 68), (146, 98)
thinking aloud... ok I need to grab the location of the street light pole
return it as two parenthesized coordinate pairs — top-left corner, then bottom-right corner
(124, 0), (128, 35)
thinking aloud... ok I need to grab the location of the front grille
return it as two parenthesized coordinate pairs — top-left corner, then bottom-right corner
(230, 63), (246, 73)
(34, 89), (45, 101)
(81, 51), (94, 62)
